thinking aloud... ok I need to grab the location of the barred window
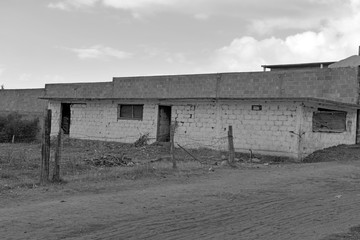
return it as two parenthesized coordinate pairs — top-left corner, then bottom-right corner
(312, 108), (346, 133)
(118, 104), (143, 120)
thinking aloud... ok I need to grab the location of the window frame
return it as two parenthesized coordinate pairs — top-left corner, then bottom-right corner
(312, 108), (347, 133)
(117, 104), (144, 120)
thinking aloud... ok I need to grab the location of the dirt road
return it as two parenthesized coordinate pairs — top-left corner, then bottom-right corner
(2, 161), (360, 240)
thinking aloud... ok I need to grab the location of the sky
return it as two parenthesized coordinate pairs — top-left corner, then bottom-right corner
(0, 0), (360, 89)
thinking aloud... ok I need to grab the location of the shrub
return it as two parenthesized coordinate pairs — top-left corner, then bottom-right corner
(0, 113), (39, 143)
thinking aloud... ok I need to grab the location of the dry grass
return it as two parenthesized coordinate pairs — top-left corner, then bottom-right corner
(65, 161), (203, 183)
(0, 141), (206, 192)
(0, 138), (295, 193)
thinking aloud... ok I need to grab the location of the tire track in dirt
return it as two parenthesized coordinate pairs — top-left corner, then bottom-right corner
(2, 162), (360, 240)
(68, 189), (360, 240)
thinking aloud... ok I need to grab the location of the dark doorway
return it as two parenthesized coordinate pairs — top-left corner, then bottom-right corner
(157, 106), (171, 142)
(61, 103), (71, 135)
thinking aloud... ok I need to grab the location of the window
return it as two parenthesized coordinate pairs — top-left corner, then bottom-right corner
(118, 104), (143, 120)
(312, 108), (346, 133)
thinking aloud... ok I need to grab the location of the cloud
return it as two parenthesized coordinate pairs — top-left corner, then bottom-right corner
(48, 0), (99, 10)
(48, 0), (347, 25)
(209, 0), (360, 72)
(140, 46), (192, 65)
(102, 0), (171, 10)
(49, 0), (172, 11)
(69, 45), (132, 60)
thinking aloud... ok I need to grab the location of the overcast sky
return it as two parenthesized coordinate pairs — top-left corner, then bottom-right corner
(1, 0), (359, 89)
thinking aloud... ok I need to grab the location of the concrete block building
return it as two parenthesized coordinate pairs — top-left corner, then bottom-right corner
(42, 56), (360, 159)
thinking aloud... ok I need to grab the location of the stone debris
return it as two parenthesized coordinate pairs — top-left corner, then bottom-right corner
(251, 158), (261, 163)
(84, 154), (134, 167)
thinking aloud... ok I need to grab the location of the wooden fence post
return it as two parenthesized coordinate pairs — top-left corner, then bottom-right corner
(170, 121), (177, 169)
(52, 129), (62, 182)
(228, 125), (235, 164)
(40, 109), (51, 184)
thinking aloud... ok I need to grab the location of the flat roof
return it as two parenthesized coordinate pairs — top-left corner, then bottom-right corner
(262, 61), (336, 70)
(39, 97), (360, 109)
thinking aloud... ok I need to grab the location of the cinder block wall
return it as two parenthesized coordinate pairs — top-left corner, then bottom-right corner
(218, 68), (359, 104)
(45, 82), (113, 99)
(45, 67), (359, 105)
(173, 101), (300, 158)
(49, 100), (158, 143)
(49, 99), (357, 159)
(300, 106), (357, 157)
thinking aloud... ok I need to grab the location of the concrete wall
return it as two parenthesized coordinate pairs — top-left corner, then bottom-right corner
(300, 106), (357, 157)
(218, 68), (359, 104)
(44, 67), (359, 105)
(112, 68), (358, 104)
(113, 74), (218, 99)
(49, 100), (158, 143)
(48, 99), (358, 159)
(172, 101), (299, 157)
(45, 82), (113, 99)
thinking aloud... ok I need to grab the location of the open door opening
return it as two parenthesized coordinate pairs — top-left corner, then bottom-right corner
(157, 105), (171, 142)
(61, 103), (71, 135)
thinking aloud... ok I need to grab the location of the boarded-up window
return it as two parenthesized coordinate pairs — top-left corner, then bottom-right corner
(312, 108), (346, 133)
(118, 104), (143, 120)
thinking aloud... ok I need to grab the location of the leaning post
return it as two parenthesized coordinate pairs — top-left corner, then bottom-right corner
(170, 121), (177, 169)
(228, 125), (235, 164)
(52, 128), (63, 182)
(40, 109), (51, 184)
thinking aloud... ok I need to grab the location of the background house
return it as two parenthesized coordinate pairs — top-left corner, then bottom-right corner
(42, 57), (360, 159)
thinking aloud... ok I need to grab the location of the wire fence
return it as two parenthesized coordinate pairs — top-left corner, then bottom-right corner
(0, 110), (239, 183)
(49, 123), (236, 171)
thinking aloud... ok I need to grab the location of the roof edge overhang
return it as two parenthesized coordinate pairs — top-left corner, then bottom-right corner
(40, 97), (360, 109)
(262, 61), (336, 70)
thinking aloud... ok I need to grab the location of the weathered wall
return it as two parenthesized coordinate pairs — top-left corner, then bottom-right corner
(45, 82), (113, 99)
(300, 106), (357, 157)
(44, 67), (359, 105)
(172, 101), (300, 157)
(113, 68), (358, 104)
(49, 99), (357, 159)
(113, 74), (217, 99)
(218, 68), (359, 104)
(48, 100), (158, 142)
(49, 100), (300, 157)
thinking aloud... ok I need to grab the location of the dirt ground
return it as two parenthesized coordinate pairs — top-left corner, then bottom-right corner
(2, 154), (360, 239)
